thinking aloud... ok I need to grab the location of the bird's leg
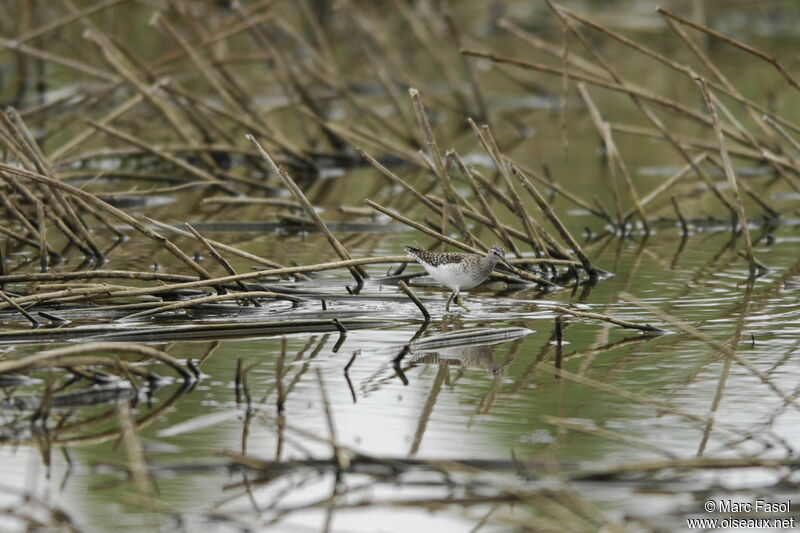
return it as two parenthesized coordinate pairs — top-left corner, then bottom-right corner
(454, 293), (471, 312)
(445, 292), (455, 312)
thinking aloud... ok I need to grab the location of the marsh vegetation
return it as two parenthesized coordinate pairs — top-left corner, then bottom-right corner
(0, 1), (799, 531)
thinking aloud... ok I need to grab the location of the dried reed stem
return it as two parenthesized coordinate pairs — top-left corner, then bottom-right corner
(550, 305), (665, 334)
(185, 223), (250, 293)
(145, 218), (309, 280)
(510, 165), (597, 277)
(0, 256), (416, 311)
(657, 7), (800, 93)
(397, 280), (430, 322)
(408, 88), (471, 243)
(694, 77), (759, 277)
(247, 134), (367, 283)
(468, 119), (548, 256)
(670, 196), (689, 237)
(620, 293), (796, 406)
(119, 291), (303, 322)
(0, 342), (191, 381)
(0, 290), (40, 327)
(577, 83), (649, 232)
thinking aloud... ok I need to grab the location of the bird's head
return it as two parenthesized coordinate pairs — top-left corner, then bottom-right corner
(488, 245), (506, 262)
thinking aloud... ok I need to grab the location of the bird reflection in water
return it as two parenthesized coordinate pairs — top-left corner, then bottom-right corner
(410, 342), (505, 377)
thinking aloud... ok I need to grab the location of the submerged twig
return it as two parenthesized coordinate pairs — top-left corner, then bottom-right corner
(550, 305), (665, 334)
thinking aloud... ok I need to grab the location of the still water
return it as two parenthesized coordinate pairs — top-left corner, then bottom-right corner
(2, 222), (799, 531)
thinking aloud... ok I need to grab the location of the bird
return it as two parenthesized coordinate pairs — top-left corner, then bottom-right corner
(404, 245), (506, 312)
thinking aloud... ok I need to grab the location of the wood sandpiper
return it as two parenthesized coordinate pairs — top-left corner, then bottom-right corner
(405, 245), (506, 312)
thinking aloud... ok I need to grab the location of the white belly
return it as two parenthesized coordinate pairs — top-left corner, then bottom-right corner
(423, 264), (483, 292)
